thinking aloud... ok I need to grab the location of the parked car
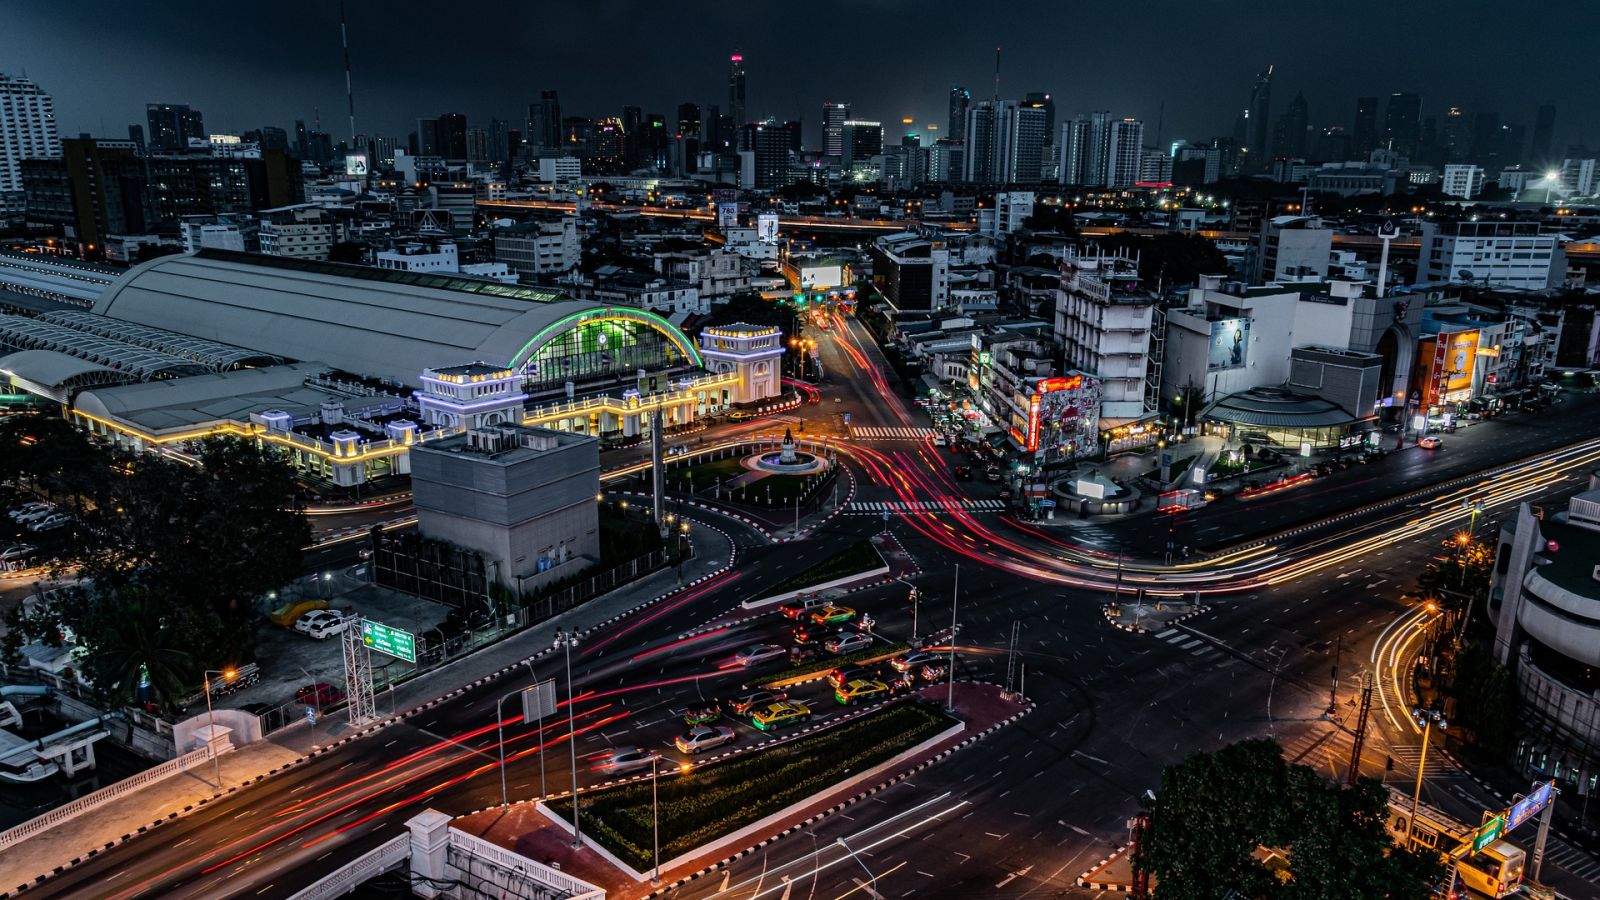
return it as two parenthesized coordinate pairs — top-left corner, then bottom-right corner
(0, 544), (37, 562)
(808, 605), (857, 626)
(27, 513), (71, 532)
(294, 609), (347, 637)
(295, 682), (346, 706)
(734, 644), (788, 667)
(304, 614), (352, 640)
(834, 679), (892, 705)
(750, 700), (812, 731)
(683, 704), (721, 726)
(778, 596), (828, 619)
(890, 651), (940, 673)
(592, 746), (657, 775)
(8, 502), (50, 522)
(14, 506), (57, 525)
(825, 632), (873, 654)
(675, 725), (736, 754)
(1417, 437), (1443, 450)
(725, 689), (789, 717)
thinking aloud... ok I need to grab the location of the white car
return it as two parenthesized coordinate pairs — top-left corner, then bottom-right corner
(8, 503), (50, 522)
(592, 746), (657, 776)
(825, 632), (873, 655)
(735, 644), (788, 667)
(0, 544), (36, 562)
(890, 651), (940, 673)
(27, 513), (71, 532)
(305, 614), (352, 640)
(931, 435), (947, 447)
(293, 609), (346, 637)
(14, 506), (56, 525)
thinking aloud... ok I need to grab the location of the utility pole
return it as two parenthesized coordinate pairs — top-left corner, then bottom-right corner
(1003, 620), (1021, 698)
(946, 564), (959, 712)
(1326, 634), (1342, 717)
(1346, 671), (1374, 785)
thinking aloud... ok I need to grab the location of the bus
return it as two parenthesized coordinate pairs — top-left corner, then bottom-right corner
(1385, 790), (1526, 897)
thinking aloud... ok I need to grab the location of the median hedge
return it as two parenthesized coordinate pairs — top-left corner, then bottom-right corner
(549, 700), (955, 872)
(742, 641), (909, 690)
(765, 539), (885, 596)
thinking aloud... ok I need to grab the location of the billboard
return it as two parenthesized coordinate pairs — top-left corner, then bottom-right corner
(757, 213), (780, 242)
(1442, 330), (1479, 394)
(345, 153), (369, 177)
(717, 202), (740, 229)
(1207, 318), (1250, 370)
(1023, 374), (1101, 461)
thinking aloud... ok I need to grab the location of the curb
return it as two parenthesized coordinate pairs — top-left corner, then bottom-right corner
(1102, 602), (1211, 635)
(1075, 842), (1135, 891)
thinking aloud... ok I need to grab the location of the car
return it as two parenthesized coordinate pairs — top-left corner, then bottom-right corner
(675, 725), (736, 754)
(592, 746), (657, 775)
(918, 663), (949, 683)
(27, 513), (71, 532)
(728, 411), (754, 422)
(734, 644), (788, 667)
(825, 632), (873, 654)
(683, 704), (721, 726)
(808, 605), (856, 625)
(952, 465), (972, 481)
(1417, 437), (1443, 450)
(932, 435), (947, 447)
(789, 644), (824, 663)
(725, 689), (789, 716)
(750, 700), (812, 731)
(294, 609), (346, 636)
(8, 502), (50, 521)
(834, 679), (892, 705)
(0, 544), (37, 562)
(985, 467), (1002, 482)
(890, 651), (940, 673)
(295, 682), (346, 706)
(304, 614), (352, 640)
(778, 596), (828, 619)
(827, 666), (873, 688)
(14, 506), (57, 525)
(790, 624), (818, 644)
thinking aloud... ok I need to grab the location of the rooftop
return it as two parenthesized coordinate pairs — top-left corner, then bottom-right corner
(1203, 386), (1358, 429)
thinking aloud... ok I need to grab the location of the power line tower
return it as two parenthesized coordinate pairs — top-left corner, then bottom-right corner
(1003, 620), (1021, 697)
(342, 617), (377, 725)
(1346, 670), (1375, 785)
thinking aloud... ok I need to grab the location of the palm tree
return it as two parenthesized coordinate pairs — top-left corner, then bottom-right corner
(73, 586), (195, 711)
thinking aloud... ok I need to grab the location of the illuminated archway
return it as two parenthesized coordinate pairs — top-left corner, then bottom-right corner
(506, 308), (702, 384)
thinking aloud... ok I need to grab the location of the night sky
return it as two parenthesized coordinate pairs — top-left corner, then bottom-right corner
(4, 1), (1589, 154)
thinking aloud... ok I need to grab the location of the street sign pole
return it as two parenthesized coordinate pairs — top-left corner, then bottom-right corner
(1532, 793), (1555, 880)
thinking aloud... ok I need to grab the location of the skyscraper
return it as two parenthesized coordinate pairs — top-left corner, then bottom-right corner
(1271, 91), (1308, 159)
(841, 120), (883, 168)
(822, 103), (850, 159)
(1245, 65), (1273, 168)
(1105, 117), (1144, 188)
(677, 103), (703, 138)
(961, 101), (1002, 182)
(1530, 104), (1556, 165)
(1383, 92), (1422, 158)
(949, 86), (970, 142)
(1058, 116), (1090, 185)
(434, 113), (468, 160)
(1085, 110), (1112, 186)
(1352, 96), (1379, 159)
(1022, 92), (1055, 141)
(728, 53), (747, 125)
(528, 90), (561, 152)
(1003, 101), (1051, 182)
(146, 103), (206, 151)
(0, 74), (59, 207)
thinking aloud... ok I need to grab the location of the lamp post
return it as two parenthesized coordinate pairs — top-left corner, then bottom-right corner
(201, 668), (236, 790)
(650, 752), (662, 885)
(1407, 708), (1447, 849)
(553, 629), (582, 847)
(496, 661), (545, 808)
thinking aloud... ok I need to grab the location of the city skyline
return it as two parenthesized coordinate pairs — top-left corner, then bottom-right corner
(3, 1), (1590, 154)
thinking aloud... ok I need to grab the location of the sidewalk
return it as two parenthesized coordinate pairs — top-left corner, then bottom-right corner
(0, 522), (738, 895)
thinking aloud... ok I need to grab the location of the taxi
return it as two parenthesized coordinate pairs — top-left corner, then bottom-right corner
(834, 678), (891, 705)
(809, 605), (857, 625)
(750, 700), (813, 731)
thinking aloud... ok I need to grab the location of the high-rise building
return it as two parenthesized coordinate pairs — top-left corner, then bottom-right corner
(948, 86), (971, 142)
(1470, 111), (1505, 171)
(1104, 117), (1144, 188)
(1245, 65), (1273, 168)
(1057, 116), (1090, 186)
(1271, 91), (1308, 160)
(1437, 106), (1469, 166)
(466, 127), (489, 162)
(435, 113), (468, 161)
(528, 91), (561, 152)
(1085, 110), (1113, 185)
(728, 53), (747, 125)
(961, 101), (1002, 183)
(415, 117), (439, 157)
(822, 103), (850, 158)
(1383, 92), (1421, 158)
(1352, 96), (1379, 158)
(146, 103), (206, 151)
(1002, 101), (1051, 182)
(588, 118), (625, 172)
(0, 74), (60, 209)
(740, 120), (792, 189)
(127, 124), (145, 151)
(677, 103), (702, 138)
(1022, 92), (1055, 140)
(1530, 104), (1556, 165)
(488, 118), (508, 164)
(842, 120), (882, 167)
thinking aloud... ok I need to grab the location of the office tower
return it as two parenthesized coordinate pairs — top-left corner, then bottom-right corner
(677, 103), (702, 137)
(1058, 116), (1090, 185)
(503, 130), (521, 164)
(0, 74), (59, 208)
(822, 103), (850, 158)
(1085, 110), (1112, 185)
(528, 90), (561, 151)
(1383, 92), (1421, 157)
(127, 123), (145, 151)
(1022, 92), (1055, 139)
(644, 113), (669, 170)
(842, 120), (882, 167)
(590, 118), (625, 171)
(949, 86), (971, 142)
(728, 53), (747, 125)
(1245, 65), (1273, 167)
(1531, 104), (1556, 164)
(1437, 107), (1469, 165)
(466, 127), (489, 162)
(1104, 117), (1144, 187)
(621, 105), (643, 167)
(295, 120), (309, 158)
(1352, 97), (1378, 158)
(255, 126), (289, 153)
(414, 117), (439, 157)
(146, 103), (206, 150)
(1270, 91), (1308, 159)
(487, 118), (508, 164)
(1470, 111), (1504, 170)
(961, 101), (1001, 182)
(742, 120), (792, 188)
(1004, 101), (1051, 182)
(783, 120), (803, 153)
(434, 113), (467, 160)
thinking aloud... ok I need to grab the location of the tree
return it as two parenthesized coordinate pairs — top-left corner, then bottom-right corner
(1022, 203), (1079, 235)
(1137, 232), (1232, 289)
(1138, 738), (1444, 899)
(1449, 641), (1517, 756)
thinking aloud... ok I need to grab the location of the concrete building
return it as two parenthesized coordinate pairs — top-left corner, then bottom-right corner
(978, 192), (1033, 239)
(653, 248), (749, 304)
(258, 206), (338, 260)
(1104, 117), (1144, 188)
(0, 74), (59, 214)
(1253, 216), (1333, 284)
(1441, 164), (1486, 199)
(493, 217), (580, 279)
(570, 269), (704, 317)
(1053, 250), (1155, 422)
(534, 156), (582, 184)
(869, 232), (950, 312)
(376, 241), (459, 273)
(145, 103), (205, 152)
(179, 214), (254, 253)
(1419, 221), (1565, 290)
(822, 103), (849, 159)
(1489, 483), (1600, 805)
(411, 422), (600, 593)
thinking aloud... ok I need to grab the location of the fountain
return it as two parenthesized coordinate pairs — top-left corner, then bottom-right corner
(747, 428), (831, 475)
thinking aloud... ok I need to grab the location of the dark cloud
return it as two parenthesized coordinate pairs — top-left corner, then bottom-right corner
(3, 1), (1588, 152)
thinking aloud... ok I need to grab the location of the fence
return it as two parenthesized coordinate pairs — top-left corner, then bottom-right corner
(447, 828), (605, 900)
(286, 833), (409, 900)
(0, 745), (214, 851)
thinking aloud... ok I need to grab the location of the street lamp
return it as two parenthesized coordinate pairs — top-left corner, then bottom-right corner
(201, 668), (236, 790)
(553, 628), (582, 847)
(496, 661), (545, 808)
(1406, 708), (1447, 849)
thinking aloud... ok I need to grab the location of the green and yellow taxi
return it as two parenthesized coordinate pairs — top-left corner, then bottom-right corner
(750, 699), (812, 731)
(808, 605), (857, 625)
(834, 679), (891, 705)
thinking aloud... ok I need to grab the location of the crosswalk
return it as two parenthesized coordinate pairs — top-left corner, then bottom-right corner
(1542, 834), (1600, 881)
(1387, 744), (1466, 780)
(849, 426), (939, 440)
(1153, 627), (1225, 662)
(846, 499), (1008, 514)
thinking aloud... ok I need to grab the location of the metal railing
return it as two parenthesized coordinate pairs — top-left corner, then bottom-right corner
(286, 833), (409, 900)
(0, 745), (215, 851)
(448, 828), (605, 900)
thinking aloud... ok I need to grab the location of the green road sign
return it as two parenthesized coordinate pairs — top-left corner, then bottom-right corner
(1472, 812), (1505, 853)
(361, 619), (416, 663)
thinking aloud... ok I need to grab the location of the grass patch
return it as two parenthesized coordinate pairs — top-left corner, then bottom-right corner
(743, 641), (910, 690)
(549, 701), (955, 872)
(766, 539), (884, 596)
(673, 456), (749, 491)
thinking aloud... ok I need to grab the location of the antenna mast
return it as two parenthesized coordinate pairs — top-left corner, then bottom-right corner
(341, 0), (357, 143)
